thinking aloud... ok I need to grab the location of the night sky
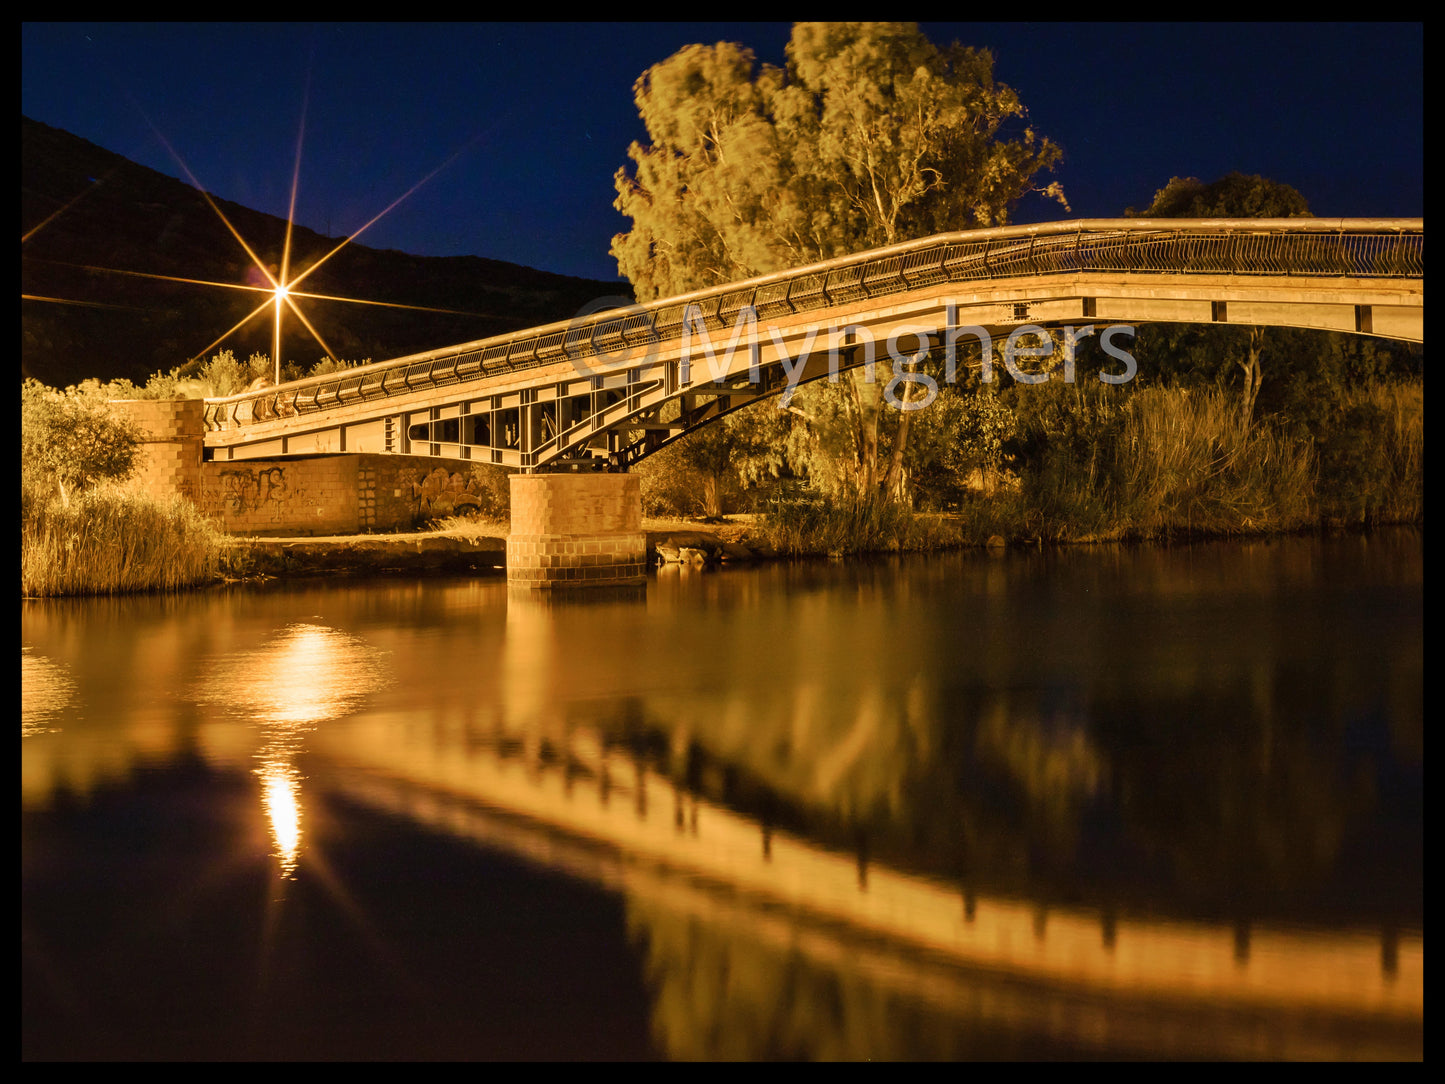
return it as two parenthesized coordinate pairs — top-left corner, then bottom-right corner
(22, 22), (1424, 285)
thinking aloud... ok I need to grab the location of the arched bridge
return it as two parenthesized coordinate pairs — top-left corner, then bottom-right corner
(201, 217), (1423, 472)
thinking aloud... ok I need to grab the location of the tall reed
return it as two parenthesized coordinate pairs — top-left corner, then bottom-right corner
(1014, 386), (1318, 540)
(1112, 388), (1316, 536)
(1314, 381), (1423, 525)
(21, 486), (225, 596)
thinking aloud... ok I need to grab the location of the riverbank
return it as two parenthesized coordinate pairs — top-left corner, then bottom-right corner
(219, 517), (776, 580)
(226, 529), (507, 578)
(214, 511), (1420, 584)
(19, 502), (788, 596)
(23, 499), (1424, 597)
(20, 378), (1422, 594)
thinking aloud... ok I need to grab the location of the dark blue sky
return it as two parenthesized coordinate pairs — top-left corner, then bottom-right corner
(22, 22), (1423, 284)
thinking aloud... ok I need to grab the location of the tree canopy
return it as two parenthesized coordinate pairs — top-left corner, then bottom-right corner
(1127, 173), (1310, 219)
(612, 22), (1067, 302)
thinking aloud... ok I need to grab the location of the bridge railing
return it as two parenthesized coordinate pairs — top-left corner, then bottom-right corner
(203, 218), (1423, 433)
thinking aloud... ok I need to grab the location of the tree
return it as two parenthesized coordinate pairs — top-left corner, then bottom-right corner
(611, 23), (1067, 498)
(1126, 173), (1310, 220)
(1127, 173), (1311, 425)
(638, 399), (787, 518)
(21, 379), (141, 507)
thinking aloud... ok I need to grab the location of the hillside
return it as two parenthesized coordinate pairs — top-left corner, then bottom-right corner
(21, 116), (631, 388)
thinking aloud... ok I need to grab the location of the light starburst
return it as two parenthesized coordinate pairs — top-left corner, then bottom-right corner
(24, 89), (500, 385)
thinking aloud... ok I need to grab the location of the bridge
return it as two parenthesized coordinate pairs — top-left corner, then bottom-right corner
(199, 218), (1423, 469)
(118, 218), (1423, 588)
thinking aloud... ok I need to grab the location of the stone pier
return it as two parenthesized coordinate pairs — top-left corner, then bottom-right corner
(506, 473), (647, 589)
(109, 398), (206, 504)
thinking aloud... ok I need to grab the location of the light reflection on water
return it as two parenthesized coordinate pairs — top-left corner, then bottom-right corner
(20, 532), (1423, 1059)
(21, 646), (73, 736)
(195, 621), (390, 876)
(196, 621), (390, 728)
(260, 766), (302, 875)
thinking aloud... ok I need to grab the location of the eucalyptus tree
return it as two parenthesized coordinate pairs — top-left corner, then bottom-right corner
(612, 22), (1067, 500)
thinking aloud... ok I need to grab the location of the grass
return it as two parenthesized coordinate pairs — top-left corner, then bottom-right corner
(1101, 386), (1316, 538)
(21, 485), (226, 596)
(426, 513), (510, 540)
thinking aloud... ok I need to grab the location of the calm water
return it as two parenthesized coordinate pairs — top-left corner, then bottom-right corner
(22, 531), (1423, 1060)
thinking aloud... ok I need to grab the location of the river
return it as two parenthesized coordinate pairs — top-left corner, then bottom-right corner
(22, 530), (1423, 1060)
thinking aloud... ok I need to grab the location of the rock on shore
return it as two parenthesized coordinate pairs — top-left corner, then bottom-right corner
(648, 529), (766, 566)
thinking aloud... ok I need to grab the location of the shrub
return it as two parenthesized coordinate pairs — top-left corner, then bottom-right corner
(1314, 382), (1423, 525)
(464, 465), (512, 519)
(21, 379), (141, 507)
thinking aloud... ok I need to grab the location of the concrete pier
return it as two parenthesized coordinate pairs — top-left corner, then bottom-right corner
(506, 473), (647, 589)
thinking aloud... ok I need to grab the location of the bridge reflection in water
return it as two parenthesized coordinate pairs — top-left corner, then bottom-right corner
(306, 712), (1420, 1061)
(22, 540), (1423, 1059)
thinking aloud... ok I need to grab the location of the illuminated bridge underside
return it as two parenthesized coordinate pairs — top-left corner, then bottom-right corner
(202, 220), (1424, 471)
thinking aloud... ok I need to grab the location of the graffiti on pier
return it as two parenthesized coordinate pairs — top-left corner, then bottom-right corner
(220, 466), (302, 521)
(408, 465), (507, 522)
